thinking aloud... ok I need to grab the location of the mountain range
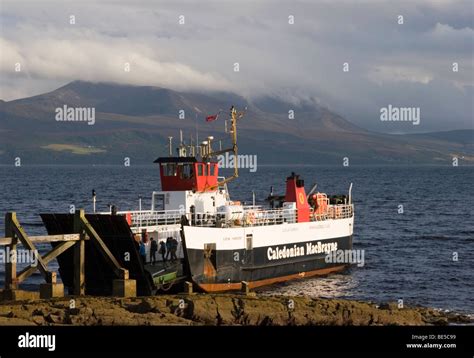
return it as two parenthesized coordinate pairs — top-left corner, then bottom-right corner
(0, 81), (472, 165)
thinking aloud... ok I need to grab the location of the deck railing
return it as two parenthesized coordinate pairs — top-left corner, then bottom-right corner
(128, 209), (183, 227)
(118, 204), (353, 229)
(311, 204), (354, 221)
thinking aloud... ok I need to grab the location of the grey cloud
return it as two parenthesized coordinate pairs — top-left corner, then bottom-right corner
(0, 0), (472, 133)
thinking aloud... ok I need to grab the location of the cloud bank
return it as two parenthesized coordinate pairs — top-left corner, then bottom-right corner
(0, 0), (472, 132)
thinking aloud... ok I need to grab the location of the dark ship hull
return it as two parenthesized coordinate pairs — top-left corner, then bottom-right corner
(182, 219), (353, 292)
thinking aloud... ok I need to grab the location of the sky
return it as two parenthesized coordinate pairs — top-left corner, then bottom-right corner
(0, 0), (473, 133)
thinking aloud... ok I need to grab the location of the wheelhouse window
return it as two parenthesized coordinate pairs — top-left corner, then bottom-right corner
(197, 164), (203, 176)
(209, 164), (215, 176)
(180, 164), (194, 179)
(162, 163), (177, 176)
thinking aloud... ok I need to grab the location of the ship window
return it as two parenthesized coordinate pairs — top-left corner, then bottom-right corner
(197, 164), (203, 176)
(180, 164), (194, 179)
(163, 163), (177, 176)
(209, 164), (215, 176)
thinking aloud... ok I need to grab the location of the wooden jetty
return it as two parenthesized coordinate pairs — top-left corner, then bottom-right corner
(0, 210), (136, 300)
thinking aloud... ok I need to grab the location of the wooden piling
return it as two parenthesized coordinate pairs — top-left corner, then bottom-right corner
(73, 210), (86, 295)
(4, 213), (18, 290)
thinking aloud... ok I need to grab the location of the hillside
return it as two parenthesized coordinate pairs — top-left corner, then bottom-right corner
(0, 81), (472, 165)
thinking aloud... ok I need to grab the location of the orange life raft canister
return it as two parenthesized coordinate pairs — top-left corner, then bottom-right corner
(313, 193), (329, 216)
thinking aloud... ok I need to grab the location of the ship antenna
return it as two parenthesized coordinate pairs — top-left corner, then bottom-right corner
(189, 135), (195, 157)
(178, 130), (187, 157)
(168, 136), (173, 157)
(195, 112), (199, 155)
(207, 136), (214, 157)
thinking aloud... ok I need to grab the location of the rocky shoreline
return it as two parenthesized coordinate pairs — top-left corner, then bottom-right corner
(0, 294), (472, 326)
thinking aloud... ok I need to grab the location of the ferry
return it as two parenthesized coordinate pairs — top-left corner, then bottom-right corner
(42, 106), (354, 294)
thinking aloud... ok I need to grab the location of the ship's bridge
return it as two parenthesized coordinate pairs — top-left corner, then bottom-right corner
(154, 156), (219, 192)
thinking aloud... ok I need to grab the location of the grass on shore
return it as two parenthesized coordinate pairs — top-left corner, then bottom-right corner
(41, 144), (106, 155)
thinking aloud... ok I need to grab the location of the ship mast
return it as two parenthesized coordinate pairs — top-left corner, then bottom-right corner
(203, 105), (242, 189)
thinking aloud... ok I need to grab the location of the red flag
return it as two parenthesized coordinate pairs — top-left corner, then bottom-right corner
(205, 113), (219, 122)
